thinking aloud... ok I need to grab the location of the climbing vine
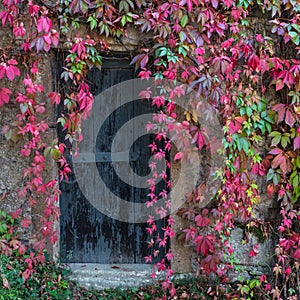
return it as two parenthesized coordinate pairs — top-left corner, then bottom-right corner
(0, 0), (299, 298)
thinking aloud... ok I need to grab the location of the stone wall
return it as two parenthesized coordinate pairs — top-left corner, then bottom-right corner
(0, 25), (279, 277)
(0, 48), (57, 253)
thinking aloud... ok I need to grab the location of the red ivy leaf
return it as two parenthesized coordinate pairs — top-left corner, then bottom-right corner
(139, 69), (152, 80)
(13, 22), (26, 38)
(51, 30), (60, 47)
(267, 183), (275, 197)
(211, 0), (218, 9)
(222, 0), (233, 8)
(35, 36), (44, 52)
(249, 244), (259, 257)
(0, 10), (13, 26)
(140, 55), (149, 69)
(195, 214), (211, 227)
(2, 277), (9, 289)
(294, 248), (300, 259)
(0, 65), (5, 79)
(269, 148), (283, 155)
(22, 268), (32, 282)
(48, 92), (61, 105)
(228, 116), (246, 134)
(183, 226), (197, 241)
(6, 65), (20, 81)
(278, 70), (294, 88)
(186, 0), (193, 12)
(272, 103), (286, 111)
(0, 88), (12, 107)
(279, 156), (288, 173)
(285, 109), (296, 127)
(271, 153), (285, 169)
(294, 136), (300, 150)
(37, 16), (52, 33)
(275, 79), (284, 91)
(231, 8), (242, 21)
(201, 254), (219, 274)
(193, 131), (206, 149)
(272, 103), (286, 123)
(174, 152), (184, 161)
(179, 0), (199, 12)
(194, 234), (214, 255)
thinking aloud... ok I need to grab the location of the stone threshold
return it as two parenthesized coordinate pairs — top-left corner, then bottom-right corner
(66, 263), (158, 290)
(65, 263), (192, 291)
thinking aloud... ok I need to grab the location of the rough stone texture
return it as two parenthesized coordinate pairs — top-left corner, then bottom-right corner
(169, 156), (193, 273)
(67, 263), (192, 290)
(254, 176), (280, 221)
(0, 71), (32, 238)
(230, 227), (276, 271)
(171, 214), (193, 274)
(67, 264), (157, 290)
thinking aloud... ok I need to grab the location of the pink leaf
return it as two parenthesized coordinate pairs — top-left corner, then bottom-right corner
(140, 54), (149, 69)
(196, 131), (206, 149)
(211, 0), (218, 9)
(277, 107), (286, 123)
(294, 136), (300, 150)
(294, 248), (300, 259)
(48, 92), (61, 105)
(271, 153), (284, 169)
(222, 0), (233, 8)
(269, 148), (283, 155)
(285, 109), (296, 127)
(195, 214), (211, 227)
(36, 37), (44, 52)
(2, 277), (9, 289)
(275, 80), (284, 91)
(22, 269), (31, 282)
(0, 88), (12, 107)
(6, 65), (20, 81)
(187, 0), (193, 12)
(194, 235), (214, 255)
(37, 16), (52, 33)
(0, 66), (5, 79)
(249, 244), (259, 257)
(43, 34), (51, 45)
(13, 22), (26, 38)
(174, 152), (184, 161)
(272, 103), (286, 111)
(7, 59), (18, 65)
(51, 30), (59, 47)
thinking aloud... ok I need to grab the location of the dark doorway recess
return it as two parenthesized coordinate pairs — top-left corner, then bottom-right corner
(58, 56), (168, 264)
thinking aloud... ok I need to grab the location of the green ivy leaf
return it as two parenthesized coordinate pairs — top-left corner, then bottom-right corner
(44, 147), (51, 157)
(246, 106), (252, 117)
(50, 148), (61, 160)
(20, 103), (28, 114)
(281, 135), (290, 148)
(87, 16), (97, 30)
(180, 14), (188, 28)
(289, 31), (300, 45)
(121, 15), (127, 26)
(269, 131), (281, 146)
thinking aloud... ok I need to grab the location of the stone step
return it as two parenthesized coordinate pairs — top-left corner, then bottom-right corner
(66, 263), (159, 290)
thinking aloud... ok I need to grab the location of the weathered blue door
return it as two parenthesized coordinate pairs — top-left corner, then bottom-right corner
(59, 58), (166, 263)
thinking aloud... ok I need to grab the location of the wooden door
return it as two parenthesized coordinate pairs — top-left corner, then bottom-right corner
(59, 58), (166, 263)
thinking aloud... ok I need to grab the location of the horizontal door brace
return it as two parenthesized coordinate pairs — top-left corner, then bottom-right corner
(73, 151), (139, 163)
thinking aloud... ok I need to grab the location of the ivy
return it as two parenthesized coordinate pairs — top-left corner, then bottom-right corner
(0, 0), (299, 298)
